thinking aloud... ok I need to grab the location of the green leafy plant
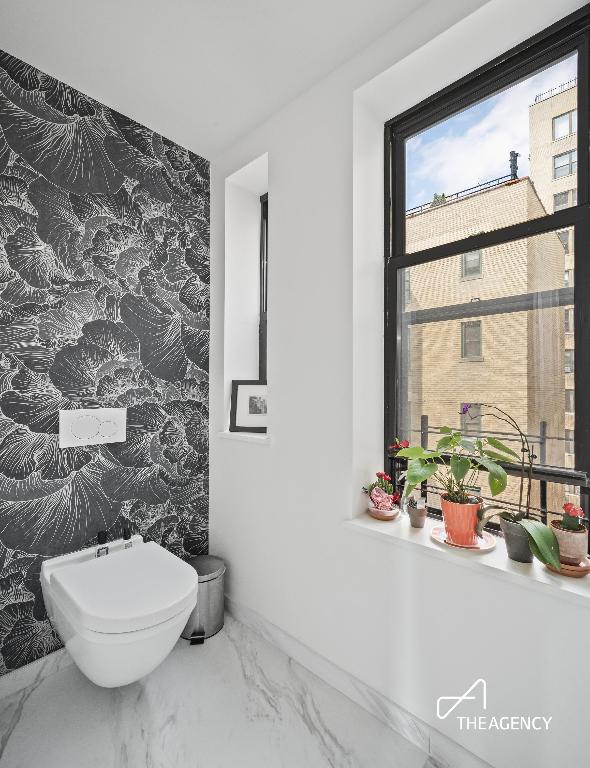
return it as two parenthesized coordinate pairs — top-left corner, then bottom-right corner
(396, 421), (515, 503)
(468, 404), (561, 570)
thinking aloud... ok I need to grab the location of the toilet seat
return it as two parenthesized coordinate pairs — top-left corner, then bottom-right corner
(49, 542), (198, 634)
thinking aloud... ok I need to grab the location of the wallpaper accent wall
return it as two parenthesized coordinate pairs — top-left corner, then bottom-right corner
(0, 51), (210, 675)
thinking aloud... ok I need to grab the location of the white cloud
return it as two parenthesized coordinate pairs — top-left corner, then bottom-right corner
(407, 56), (577, 202)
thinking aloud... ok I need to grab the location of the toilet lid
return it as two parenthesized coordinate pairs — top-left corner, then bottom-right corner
(50, 542), (199, 634)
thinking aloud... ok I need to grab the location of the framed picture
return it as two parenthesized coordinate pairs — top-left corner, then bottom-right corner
(229, 380), (268, 433)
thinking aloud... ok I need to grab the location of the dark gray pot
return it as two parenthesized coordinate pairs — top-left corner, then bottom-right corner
(499, 517), (533, 563)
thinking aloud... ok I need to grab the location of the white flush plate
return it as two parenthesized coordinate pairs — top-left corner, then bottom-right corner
(59, 408), (127, 449)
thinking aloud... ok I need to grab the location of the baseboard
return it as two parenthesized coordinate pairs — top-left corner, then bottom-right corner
(225, 596), (493, 768)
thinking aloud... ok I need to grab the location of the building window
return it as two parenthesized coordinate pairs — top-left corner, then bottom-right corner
(461, 321), (482, 359)
(557, 230), (569, 253)
(461, 250), (482, 279)
(553, 109), (577, 140)
(566, 389), (575, 413)
(554, 190), (577, 211)
(461, 403), (482, 435)
(565, 429), (575, 454)
(553, 150), (577, 179)
(386, 9), (586, 491)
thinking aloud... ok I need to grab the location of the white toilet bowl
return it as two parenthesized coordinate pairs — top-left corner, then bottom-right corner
(41, 536), (198, 688)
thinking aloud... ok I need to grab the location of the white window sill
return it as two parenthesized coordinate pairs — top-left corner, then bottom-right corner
(344, 514), (590, 609)
(217, 430), (271, 444)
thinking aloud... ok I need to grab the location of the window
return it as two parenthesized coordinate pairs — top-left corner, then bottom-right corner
(461, 403), (482, 435)
(461, 250), (482, 279)
(553, 109), (577, 140)
(566, 429), (575, 454)
(553, 150), (577, 179)
(386, 9), (587, 508)
(557, 230), (569, 253)
(554, 190), (577, 211)
(258, 193), (268, 380)
(566, 390), (575, 413)
(461, 321), (482, 359)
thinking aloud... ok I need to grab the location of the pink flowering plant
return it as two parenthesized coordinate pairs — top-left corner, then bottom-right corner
(362, 472), (400, 511)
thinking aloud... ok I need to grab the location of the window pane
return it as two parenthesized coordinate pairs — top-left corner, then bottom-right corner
(557, 230), (569, 253)
(396, 231), (575, 494)
(405, 54), (577, 253)
(461, 250), (482, 278)
(554, 150), (577, 179)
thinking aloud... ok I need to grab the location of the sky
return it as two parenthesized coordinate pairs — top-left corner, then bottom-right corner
(405, 54), (577, 209)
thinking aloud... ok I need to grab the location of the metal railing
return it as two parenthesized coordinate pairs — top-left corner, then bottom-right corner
(532, 78), (577, 105)
(406, 174), (515, 216)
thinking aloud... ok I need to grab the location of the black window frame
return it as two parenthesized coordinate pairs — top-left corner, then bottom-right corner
(384, 6), (590, 510)
(258, 193), (268, 381)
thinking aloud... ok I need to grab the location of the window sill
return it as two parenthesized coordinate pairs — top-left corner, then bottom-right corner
(344, 514), (590, 609)
(217, 430), (271, 444)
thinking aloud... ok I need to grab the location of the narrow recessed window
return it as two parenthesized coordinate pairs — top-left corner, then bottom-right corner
(565, 349), (575, 373)
(565, 308), (574, 333)
(554, 149), (577, 179)
(554, 191), (569, 211)
(461, 250), (482, 279)
(258, 194), (268, 380)
(553, 109), (577, 140)
(461, 321), (482, 359)
(564, 268), (574, 287)
(566, 389), (575, 413)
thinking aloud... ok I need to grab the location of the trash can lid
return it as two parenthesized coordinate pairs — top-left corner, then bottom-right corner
(188, 555), (226, 582)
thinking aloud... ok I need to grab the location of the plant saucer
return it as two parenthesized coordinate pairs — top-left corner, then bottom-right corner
(431, 525), (496, 552)
(546, 556), (590, 578)
(367, 505), (400, 522)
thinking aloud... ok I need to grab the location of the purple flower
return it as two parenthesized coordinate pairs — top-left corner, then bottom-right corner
(460, 403), (472, 415)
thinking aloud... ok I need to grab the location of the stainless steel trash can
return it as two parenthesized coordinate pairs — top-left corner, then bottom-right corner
(181, 555), (226, 643)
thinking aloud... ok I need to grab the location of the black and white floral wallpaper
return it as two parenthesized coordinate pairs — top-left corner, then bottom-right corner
(0, 51), (210, 675)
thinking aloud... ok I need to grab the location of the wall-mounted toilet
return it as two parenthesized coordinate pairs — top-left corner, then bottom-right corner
(41, 536), (199, 688)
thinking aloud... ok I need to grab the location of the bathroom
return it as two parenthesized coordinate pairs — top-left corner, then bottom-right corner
(0, 1), (589, 766)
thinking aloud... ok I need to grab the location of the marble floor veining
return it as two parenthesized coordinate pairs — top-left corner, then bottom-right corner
(0, 616), (434, 768)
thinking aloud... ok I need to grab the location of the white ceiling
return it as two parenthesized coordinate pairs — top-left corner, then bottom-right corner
(0, 0), (430, 159)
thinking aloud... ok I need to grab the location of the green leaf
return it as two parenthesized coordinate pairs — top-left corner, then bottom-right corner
(482, 450), (515, 464)
(396, 447), (440, 459)
(486, 436), (519, 459)
(451, 454), (471, 484)
(460, 439), (476, 453)
(436, 435), (454, 450)
(439, 426), (453, 434)
(403, 459), (439, 496)
(476, 456), (507, 496)
(519, 520), (560, 570)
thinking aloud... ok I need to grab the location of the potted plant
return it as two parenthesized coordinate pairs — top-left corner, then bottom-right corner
(406, 496), (427, 528)
(551, 503), (588, 565)
(472, 405), (561, 570)
(362, 471), (400, 519)
(396, 424), (514, 546)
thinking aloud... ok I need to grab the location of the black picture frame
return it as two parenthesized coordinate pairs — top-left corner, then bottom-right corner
(229, 380), (268, 433)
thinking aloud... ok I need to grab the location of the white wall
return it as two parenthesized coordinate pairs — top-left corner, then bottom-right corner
(210, 2), (590, 766)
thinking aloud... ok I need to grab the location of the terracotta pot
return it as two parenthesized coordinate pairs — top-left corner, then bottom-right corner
(441, 495), (481, 546)
(499, 517), (533, 563)
(551, 521), (588, 565)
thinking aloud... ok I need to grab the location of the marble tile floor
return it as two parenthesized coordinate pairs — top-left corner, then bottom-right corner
(0, 616), (438, 768)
